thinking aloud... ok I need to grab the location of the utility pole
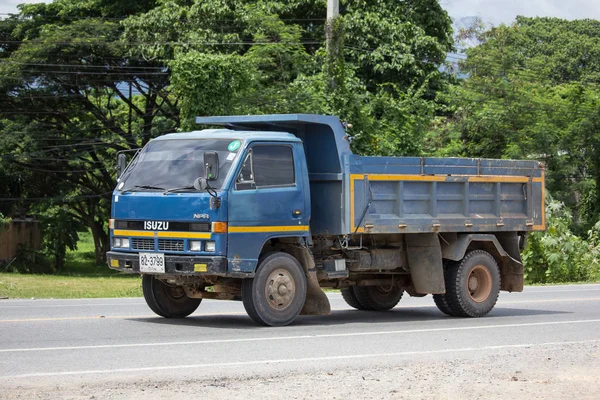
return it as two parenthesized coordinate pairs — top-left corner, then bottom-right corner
(325, 0), (339, 52)
(325, 0), (340, 90)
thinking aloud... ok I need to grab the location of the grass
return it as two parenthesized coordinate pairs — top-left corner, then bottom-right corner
(0, 231), (142, 299)
(0, 274), (142, 299)
(62, 231), (121, 277)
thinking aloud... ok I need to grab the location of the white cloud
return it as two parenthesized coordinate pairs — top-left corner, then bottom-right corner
(443, 0), (600, 25)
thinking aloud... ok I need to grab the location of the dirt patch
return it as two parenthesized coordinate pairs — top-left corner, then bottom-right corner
(2, 342), (599, 400)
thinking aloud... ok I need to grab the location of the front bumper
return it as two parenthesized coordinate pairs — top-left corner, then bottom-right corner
(107, 251), (228, 276)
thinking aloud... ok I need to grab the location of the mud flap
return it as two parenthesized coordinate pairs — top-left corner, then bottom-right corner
(405, 233), (445, 294)
(300, 268), (332, 316)
(284, 244), (331, 316)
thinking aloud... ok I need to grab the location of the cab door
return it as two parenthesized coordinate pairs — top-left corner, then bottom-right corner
(227, 143), (309, 273)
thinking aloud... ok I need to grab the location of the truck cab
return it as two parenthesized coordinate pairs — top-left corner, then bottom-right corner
(108, 129), (309, 275)
(108, 114), (545, 326)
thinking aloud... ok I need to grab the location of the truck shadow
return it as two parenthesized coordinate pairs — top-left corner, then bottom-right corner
(127, 306), (569, 330)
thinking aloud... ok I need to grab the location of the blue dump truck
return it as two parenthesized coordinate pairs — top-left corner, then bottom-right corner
(107, 114), (545, 326)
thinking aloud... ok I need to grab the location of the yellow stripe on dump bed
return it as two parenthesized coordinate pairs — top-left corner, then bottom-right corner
(228, 225), (309, 233)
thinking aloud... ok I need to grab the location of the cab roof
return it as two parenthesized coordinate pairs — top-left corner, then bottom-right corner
(153, 129), (301, 143)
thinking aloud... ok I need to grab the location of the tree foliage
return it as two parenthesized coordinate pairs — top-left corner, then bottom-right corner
(522, 199), (600, 283)
(433, 17), (600, 233)
(0, 0), (454, 268)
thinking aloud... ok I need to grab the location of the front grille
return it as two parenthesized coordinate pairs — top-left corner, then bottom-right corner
(158, 239), (184, 252)
(131, 238), (155, 251)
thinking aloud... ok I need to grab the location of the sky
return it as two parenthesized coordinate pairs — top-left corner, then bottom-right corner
(442, 0), (600, 25)
(1, 0), (600, 25)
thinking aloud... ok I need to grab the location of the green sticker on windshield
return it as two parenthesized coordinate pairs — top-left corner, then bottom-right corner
(228, 140), (242, 152)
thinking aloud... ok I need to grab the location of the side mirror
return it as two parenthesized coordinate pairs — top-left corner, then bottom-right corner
(204, 151), (219, 181)
(194, 177), (208, 191)
(117, 153), (127, 178)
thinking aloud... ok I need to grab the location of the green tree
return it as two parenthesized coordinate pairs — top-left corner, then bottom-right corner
(0, 0), (177, 264)
(1, 0), (454, 265)
(433, 17), (600, 232)
(522, 199), (600, 283)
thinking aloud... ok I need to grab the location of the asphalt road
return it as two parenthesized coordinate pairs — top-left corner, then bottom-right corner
(1, 284), (600, 399)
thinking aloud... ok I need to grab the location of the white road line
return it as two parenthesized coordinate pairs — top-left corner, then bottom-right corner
(3, 296), (600, 323)
(1, 318), (599, 354)
(2, 288), (599, 308)
(3, 338), (599, 379)
(0, 302), (145, 309)
(515, 288), (600, 293)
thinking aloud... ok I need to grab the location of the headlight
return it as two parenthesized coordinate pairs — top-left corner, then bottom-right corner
(189, 240), (202, 252)
(113, 238), (129, 248)
(205, 241), (216, 252)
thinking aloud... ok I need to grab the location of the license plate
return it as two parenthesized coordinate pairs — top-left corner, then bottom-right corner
(139, 252), (165, 273)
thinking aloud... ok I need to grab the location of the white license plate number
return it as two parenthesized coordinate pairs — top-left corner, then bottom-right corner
(139, 253), (165, 273)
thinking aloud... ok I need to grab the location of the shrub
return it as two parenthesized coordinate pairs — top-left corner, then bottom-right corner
(523, 200), (600, 283)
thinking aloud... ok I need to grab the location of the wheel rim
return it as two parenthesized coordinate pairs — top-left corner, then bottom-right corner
(467, 265), (492, 303)
(164, 283), (186, 300)
(264, 268), (296, 311)
(375, 285), (394, 295)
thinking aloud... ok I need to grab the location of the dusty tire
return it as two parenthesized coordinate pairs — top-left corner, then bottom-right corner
(433, 293), (455, 316)
(352, 285), (403, 311)
(142, 275), (201, 318)
(242, 252), (307, 326)
(341, 287), (368, 310)
(433, 261), (460, 316)
(445, 250), (501, 318)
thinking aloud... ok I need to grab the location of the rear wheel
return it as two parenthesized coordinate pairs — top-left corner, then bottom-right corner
(434, 261), (459, 316)
(352, 285), (403, 311)
(142, 275), (201, 318)
(444, 250), (501, 317)
(341, 287), (367, 310)
(242, 252), (307, 326)
(433, 293), (455, 316)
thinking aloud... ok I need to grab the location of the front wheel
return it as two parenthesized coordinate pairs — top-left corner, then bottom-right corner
(242, 252), (307, 326)
(444, 250), (501, 317)
(142, 275), (201, 318)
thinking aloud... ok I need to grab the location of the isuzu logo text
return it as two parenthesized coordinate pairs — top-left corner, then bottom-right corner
(144, 221), (169, 230)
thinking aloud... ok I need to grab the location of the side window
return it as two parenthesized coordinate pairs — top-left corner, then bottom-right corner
(235, 151), (255, 190)
(235, 145), (295, 190)
(253, 146), (295, 188)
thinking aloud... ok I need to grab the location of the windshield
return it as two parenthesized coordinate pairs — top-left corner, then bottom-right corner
(119, 139), (242, 191)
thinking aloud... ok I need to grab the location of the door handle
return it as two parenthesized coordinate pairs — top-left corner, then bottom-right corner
(292, 210), (302, 217)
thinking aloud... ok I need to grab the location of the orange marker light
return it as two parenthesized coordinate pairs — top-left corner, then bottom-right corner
(211, 222), (228, 233)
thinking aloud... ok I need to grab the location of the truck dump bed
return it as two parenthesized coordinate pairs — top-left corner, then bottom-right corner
(347, 155), (544, 235)
(195, 114), (545, 236)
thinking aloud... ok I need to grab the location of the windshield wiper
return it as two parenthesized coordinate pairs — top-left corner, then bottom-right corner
(121, 185), (165, 192)
(135, 185), (165, 190)
(162, 186), (196, 195)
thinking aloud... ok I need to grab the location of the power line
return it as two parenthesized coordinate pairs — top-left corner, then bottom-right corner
(0, 40), (321, 46)
(0, 13), (327, 22)
(0, 192), (112, 203)
(1, 61), (167, 70)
